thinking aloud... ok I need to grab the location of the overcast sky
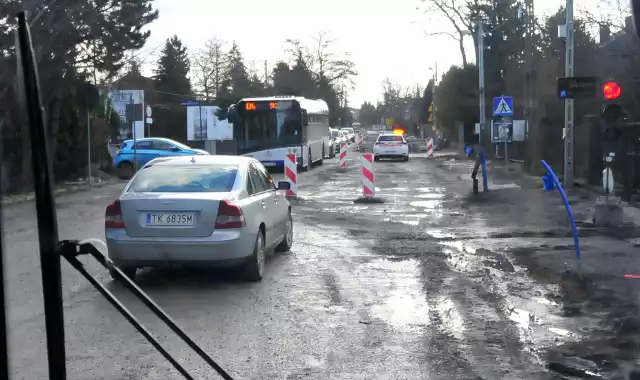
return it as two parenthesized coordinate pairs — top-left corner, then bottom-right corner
(140, 0), (599, 107)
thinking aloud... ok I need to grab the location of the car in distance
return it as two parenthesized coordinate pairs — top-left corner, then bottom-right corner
(340, 127), (356, 143)
(113, 137), (209, 178)
(373, 133), (409, 161)
(105, 155), (293, 282)
(329, 128), (341, 154)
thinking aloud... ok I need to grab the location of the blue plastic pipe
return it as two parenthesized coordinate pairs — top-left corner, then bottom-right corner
(540, 160), (581, 261)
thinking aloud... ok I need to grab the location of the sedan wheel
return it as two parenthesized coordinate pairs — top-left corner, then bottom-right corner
(275, 212), (293, 252)
(242, 232), (265, 282)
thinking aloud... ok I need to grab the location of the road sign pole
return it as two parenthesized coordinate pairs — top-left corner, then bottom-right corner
(504, 132), (508, 173)
(131, 94), (137, 173)
(563, 0), (575, 189)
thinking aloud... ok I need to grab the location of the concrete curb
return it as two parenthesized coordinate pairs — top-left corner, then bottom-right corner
(1, 180), (122, 206)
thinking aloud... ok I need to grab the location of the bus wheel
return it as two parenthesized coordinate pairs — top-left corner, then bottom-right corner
(307, 151), (313, 171)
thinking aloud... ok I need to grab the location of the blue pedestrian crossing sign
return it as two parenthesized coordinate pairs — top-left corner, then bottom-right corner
(493, 96), (514, 117)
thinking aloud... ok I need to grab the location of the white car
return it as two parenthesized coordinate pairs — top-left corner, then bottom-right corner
(339, 131), (350, 144)
(373, 133), (409, 161)
(340, 128), (356, 142)
(329, 128), (341, 154)
(105, 155), (293, 282)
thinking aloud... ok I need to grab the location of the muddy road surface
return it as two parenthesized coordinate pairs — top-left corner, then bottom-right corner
(3, 141), (640, 379)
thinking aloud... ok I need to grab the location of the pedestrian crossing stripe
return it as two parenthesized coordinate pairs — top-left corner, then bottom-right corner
(494, 98), (512, 115)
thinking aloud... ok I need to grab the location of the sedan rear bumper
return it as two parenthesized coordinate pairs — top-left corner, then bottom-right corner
(374, 154), (408, 159)
(373, 148), (409, 159)
(106, 228), (256, 268)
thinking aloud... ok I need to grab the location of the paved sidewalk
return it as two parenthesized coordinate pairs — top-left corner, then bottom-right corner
(1, 177), (125, 205)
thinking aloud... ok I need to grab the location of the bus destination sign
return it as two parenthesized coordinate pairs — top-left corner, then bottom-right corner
(244, 100), (293, 111)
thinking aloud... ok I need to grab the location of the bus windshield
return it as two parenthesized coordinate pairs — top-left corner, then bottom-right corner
(237, 108), (302, 154)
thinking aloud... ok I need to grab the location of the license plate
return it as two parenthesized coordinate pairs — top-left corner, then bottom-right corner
(145, 213), (194, 226)
(385, 150), (395, 153)
(262, 162), (276, 167)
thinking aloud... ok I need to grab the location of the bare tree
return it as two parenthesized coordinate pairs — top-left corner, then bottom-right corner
(579, 0), (630, 31)
(284, 38), (313, 67)
(382, 77), (403, 101)
(309, 31), (357, 89)
(191, 37), (227, 101)
(418, 0), (483, 66)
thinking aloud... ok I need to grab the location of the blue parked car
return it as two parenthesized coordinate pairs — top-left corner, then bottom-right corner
(113, 138), (209, 177)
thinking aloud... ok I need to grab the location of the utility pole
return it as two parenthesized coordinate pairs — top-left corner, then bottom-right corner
(563, 0), (575, 188)
(432, 62), (438, 128)
(264, 60), (268, 89)
(523, 0), (535, 170)
(477, 20), (486, 145)
(87, 110), (92, 186)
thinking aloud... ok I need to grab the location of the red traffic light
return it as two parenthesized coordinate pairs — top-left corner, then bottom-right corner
(603, 81), (622, 100)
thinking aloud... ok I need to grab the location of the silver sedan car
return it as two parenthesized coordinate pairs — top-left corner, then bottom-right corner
(105, 155), (293, 282)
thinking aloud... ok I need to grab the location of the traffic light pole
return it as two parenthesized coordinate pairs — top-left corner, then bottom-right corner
(563, 0), (575, 189)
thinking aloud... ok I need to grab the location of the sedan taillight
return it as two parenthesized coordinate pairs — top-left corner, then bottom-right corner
(105, 199), (125, 229)
(215, 200), (246, 229)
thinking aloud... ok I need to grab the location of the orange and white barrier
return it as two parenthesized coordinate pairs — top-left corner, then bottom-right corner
(285, 154), (297, 196)
(426, 137), (434, 158)
(339, 143), (347, 169)
(361, 153), (375, 196)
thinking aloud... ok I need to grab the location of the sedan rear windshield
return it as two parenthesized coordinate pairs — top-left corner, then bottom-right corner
(128, 165), (239, 193)
(330, 130), (339, 138)
(378, 135), (404, 142)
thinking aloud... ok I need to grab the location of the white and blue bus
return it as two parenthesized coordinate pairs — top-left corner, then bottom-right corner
(221, 96), (330, 170)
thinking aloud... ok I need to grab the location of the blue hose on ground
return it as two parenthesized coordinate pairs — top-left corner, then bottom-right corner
(541, 160), (582, 262)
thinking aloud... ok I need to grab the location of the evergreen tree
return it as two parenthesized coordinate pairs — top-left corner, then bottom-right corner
(153, 35), (191, 141)
(225, 42), (251, 98)
(154, 35), (191, 104)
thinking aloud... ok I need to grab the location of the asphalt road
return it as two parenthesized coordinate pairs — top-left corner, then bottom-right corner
(3, 140), (640, 379)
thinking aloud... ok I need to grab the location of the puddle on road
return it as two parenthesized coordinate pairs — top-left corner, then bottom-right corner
(424, 229), (457, 239)
(416, 187), (447, 193)
(433, 296), (465, 340)
(365, 258), (430, 331)
(410, 200), (441, 209)
(415, 193), (446, 199)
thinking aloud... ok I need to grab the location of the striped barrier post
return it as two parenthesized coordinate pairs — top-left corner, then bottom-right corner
(285, 154), (297, 197)
(361, 153), (375, 197)
(339, 143), (347, 169)
(426, 137), (434, 158)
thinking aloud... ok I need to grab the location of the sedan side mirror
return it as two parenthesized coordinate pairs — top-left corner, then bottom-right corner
(277, 181), (291, 190)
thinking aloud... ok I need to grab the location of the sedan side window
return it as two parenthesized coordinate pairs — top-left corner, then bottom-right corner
(246, 171), (255, 196)
(152, 140), (174, 151)
(255, 163), (276, 190)
(248, 163), (271, 194)
(133, 141), (153, 150)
